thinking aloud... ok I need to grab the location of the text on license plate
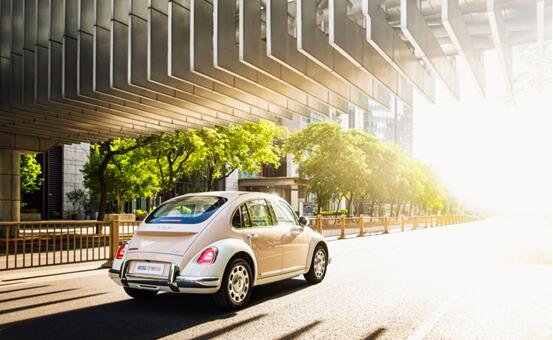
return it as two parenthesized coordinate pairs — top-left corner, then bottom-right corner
(134, 262), (164, 275)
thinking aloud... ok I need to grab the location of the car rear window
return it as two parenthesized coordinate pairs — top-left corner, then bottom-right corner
(146, 196), (227, 224)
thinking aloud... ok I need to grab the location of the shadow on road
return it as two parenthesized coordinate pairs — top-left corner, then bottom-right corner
(364, 327), (387, 339)
(0, 284), (50, 295)
(1, 268), (103, 282)
(0, 278), (311, 339)
(274, 320), (323, 340)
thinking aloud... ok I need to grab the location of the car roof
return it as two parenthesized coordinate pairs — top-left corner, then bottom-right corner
(175, 191), (283, 201)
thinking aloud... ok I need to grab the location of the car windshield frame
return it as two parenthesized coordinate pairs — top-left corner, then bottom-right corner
(145, 195), (228, 224)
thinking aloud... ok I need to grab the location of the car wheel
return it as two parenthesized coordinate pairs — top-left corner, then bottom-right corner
(304, 244), (328, 283)
(124, 287), (158, 299)
(213, 257), (253, 310)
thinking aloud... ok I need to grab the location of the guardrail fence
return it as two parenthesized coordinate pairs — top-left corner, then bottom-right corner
(310, 215), (479, 239)
(0, 216), (139, 271)
(0, 214), (477, 271)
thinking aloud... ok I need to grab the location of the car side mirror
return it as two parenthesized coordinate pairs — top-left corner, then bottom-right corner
(298, 216), (308, 227)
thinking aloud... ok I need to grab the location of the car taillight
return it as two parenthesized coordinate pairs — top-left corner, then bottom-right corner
(115, 244), (126, 260)
(197, 247), (218, 264)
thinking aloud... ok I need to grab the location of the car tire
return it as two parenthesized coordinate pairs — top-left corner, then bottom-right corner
(304, 244), (328, 283)
(213, 257), (253, 310)
(124, 287), (158, 299)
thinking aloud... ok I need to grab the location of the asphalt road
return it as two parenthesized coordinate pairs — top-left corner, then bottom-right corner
(0, 217), (550, 339)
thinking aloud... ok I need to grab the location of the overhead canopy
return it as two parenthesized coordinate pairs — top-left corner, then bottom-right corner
(0, 0), (549, 146)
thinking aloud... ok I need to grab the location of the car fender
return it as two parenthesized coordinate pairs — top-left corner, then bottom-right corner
(305, 232), (329, 272)
(179, 238), (258, 287)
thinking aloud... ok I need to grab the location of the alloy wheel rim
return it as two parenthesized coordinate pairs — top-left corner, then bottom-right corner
(228, 264), (250, 304)
(314, 249), (326, 279)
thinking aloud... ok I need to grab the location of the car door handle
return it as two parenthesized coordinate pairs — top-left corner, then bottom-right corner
(288, 226), (303, 236)
(246, 233), (258, 240)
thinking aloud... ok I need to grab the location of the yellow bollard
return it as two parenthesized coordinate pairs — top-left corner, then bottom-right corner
(316, 214), (322, 234)
(102, 215), (121, 268)
(384, 217), (389, 234)
(339, 215), (346, 239)
(358, 216), (365, 237)
(401, 217), (404, 232)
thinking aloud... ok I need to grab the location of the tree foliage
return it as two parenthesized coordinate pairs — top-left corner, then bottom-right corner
(20, 153), (43, 195)
(82, 137), (154, 220)
(66, 188), (88, 215)
(145, 131), (201, 200)
(82, 120), (284, 218)
(286, 122), (447, 216)
(286, 123), (368, 214)
(193, 120), (285, 191)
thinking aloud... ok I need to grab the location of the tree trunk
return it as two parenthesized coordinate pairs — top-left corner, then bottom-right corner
(163, 189), (174, 202)
(389, 199), (395, 217)
(346, 194), (354, 217)
(369, 200), (375, 218)
(316, 199), (322, 215)
(206, 163), (215, 191)
(334, 194), (344, 217)
(96, 144), (114, 230)
(162, 175), (175, 202)
(395, 201), (402, 217)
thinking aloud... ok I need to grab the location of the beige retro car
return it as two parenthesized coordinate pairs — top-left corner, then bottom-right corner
(110, 191), (329, 309)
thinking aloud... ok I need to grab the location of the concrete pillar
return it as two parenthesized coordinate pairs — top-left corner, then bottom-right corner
(0, 149), (20, 222)
(225, 171), (239, 191)
(290, 187), (299, 213)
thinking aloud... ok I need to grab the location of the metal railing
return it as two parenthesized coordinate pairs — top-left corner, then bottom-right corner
(0, 214), (477, 271)
(310, 215), (479, 239)
(0, 216), (139, 271)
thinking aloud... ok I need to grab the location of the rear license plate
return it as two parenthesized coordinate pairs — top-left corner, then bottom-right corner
(132, 262), (165, 276)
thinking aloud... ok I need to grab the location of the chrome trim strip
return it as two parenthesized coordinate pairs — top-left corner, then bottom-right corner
(176, 276), (220, 288)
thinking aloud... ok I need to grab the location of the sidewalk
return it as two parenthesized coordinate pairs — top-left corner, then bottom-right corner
(0, 260), (106, 286)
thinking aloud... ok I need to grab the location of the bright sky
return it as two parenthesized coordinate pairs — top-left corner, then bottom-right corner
(413, 49), (552, 216)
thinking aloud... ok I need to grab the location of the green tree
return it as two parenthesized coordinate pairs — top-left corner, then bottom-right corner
(82, 137), (154, 221)
(83, 145), (158, 215)
(20, 153), (43, 195)
(346, 129), (384, 215)
(194, 120), (285, 191)
(286, 122), (448, 218)
(20, 153), (43, 209)
(415, 164), (446, 214)
(286, 122), (368, 215)
(146, 130), (201, 201)
(66, 188), (88, 216)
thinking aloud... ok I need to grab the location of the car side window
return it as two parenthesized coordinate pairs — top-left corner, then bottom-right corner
(270, 199), (297, 225)
(241, 205), (252, 229)
(245, 200), (273, 227)
(231, 208), (242, 228)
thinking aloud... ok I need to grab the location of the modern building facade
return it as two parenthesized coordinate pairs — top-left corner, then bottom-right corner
(21, 143), (89, 220)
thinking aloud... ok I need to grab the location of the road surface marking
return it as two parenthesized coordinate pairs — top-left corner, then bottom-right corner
(407, 288), (461, 340)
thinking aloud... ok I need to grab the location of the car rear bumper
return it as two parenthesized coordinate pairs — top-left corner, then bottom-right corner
(109, 264), (220, 294)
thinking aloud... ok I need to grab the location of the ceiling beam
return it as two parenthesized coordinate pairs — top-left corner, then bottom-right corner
(487, 0), (514, 96)
(537, 0), (545, 92)
(400, 0), (459, 99)
(442, 0), (486, 97)
(363, 0), (435, 103)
